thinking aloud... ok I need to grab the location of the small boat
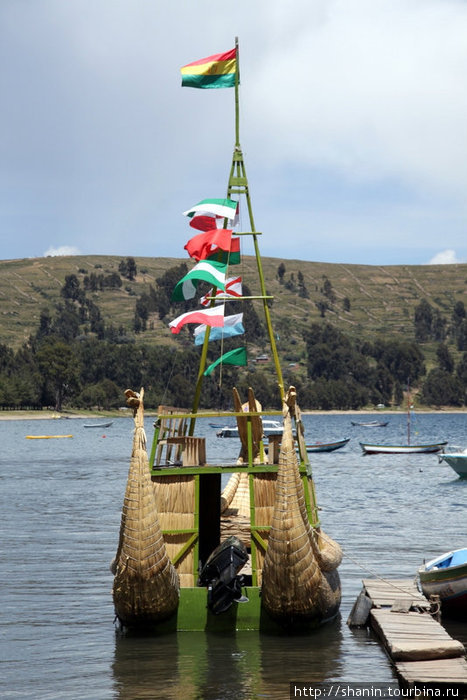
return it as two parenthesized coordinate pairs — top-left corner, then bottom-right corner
(351, 420), (388, 427)
(439, 449), (467, 478)
(360, 441), (447, 455)
(418, 548), (467, 617)
(26, 435), (73, 439)
(83, 421), (113, 428)
(217, 419), (284, 438)
(209, 422), (228, 429)
(305, 438), (350, 453)
(359, 381), (447, 455)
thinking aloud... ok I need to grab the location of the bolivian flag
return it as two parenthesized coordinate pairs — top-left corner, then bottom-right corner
(181, 48), (237, 89)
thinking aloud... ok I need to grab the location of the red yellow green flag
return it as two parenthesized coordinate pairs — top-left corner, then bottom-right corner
(181, 48), (237, 89)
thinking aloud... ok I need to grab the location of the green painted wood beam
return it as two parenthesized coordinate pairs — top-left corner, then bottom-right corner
(151, 465), (309, 476)
(170, 533), (198, 566)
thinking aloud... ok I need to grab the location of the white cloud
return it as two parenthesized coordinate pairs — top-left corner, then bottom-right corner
(428, 249), (462, 265)
(43, 246), (81, 257)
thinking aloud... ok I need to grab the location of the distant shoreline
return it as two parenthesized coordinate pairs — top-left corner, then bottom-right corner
(0, 407), (466, 421)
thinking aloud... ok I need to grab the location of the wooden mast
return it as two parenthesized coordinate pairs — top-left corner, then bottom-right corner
(190, 37), (284, 434)
(407, 379), (411, 446)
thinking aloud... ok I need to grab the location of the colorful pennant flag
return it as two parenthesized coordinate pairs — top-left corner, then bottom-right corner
(184, 229), (232, 262)
(180, 48), (237, 89)
(194, 313), (244, 346)
(200, 276), (242, 307)
(169, 305), (225, 335)
(171, 260), (226, 302)
(183, 198), (238, 222)
(206, 237), (240, 266)
(189, 214), (219, 232)
(204, 347), (248, 376)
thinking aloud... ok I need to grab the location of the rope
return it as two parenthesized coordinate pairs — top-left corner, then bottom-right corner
(312, 526), (424, 598)
(158, 352), (177, 407)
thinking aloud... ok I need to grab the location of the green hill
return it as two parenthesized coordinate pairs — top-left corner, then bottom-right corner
(1, 255), (466, 364)
(1, 254), (466, 410)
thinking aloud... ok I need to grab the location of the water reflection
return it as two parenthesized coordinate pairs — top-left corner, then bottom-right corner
(111, 620), (345, 700)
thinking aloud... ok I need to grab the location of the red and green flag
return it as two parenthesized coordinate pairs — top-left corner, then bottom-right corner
(184, 229), (233, 261)
(203, 347), (248, 376)
(181, 48), (237, 89)
(206, 237), (240, 265)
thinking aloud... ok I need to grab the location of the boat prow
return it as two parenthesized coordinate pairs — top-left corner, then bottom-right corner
(418, 548), (467, 618)
(306, 438), (350, 453)
(261, 388), (341, 629)
(439, 450), (467, 478)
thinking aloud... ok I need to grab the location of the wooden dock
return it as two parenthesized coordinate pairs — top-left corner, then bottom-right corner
(349, 578), (467, 692)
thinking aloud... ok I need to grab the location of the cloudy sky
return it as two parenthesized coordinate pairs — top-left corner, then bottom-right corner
(1, 0), (466, 266)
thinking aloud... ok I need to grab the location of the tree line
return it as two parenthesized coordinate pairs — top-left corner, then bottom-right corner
(1, 267), (467, 411)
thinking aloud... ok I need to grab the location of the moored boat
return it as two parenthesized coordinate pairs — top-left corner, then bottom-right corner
(26, 434), (73, 439)
(418, 548), (467, 618)
(359, 381), (446, 455)
(217, 419), (283, 438)
(439, 450), (467, 478)
(360, 441), (447, 455)
(84, 421), (113, 428)
(306, 438), (350, 453)
(351, 420), (388, 427)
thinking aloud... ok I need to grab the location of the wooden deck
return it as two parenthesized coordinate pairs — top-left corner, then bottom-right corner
(363, 578), (430, 611)
(349, 578), (467, 691)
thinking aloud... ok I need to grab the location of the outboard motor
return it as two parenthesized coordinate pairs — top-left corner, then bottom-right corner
(198, 536), (249, 614)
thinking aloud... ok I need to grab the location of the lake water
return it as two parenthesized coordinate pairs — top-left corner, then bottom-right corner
(1, 412), (467, 699)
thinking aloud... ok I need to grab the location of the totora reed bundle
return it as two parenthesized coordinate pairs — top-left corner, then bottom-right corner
(260, 387), (341, 627)
(112, 388), (180, 627)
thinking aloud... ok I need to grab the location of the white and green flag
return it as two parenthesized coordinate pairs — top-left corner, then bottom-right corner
(171, 260), (226, 302)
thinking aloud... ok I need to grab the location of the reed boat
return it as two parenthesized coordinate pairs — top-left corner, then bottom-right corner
(111, 39), (342, 634)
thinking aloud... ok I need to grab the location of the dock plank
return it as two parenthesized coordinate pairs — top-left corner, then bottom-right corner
(356, 578), (467, 690)
(371, 609), (465, 661)
(397, 657), (467, 686)
(363, 578), (430, 610)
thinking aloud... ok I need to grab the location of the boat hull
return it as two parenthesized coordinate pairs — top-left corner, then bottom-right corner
(360, 441), (447, 455)
(306, 438), (350, 453)
(440, 453), (467, 478)
(419, 549), (467, 618)
(26, 435), (73, 439)
(217, 420), (284, 438)
(351, 421), (388, 427)
(117, 585), (338, 633)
